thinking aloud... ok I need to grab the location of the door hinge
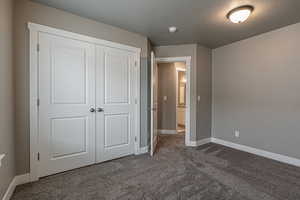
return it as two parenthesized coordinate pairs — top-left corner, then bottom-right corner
(37, 44), (40, 52)
(135, 98), (138, 104)
(37, 99), (40, 107)
(135, 136), (137, 142)
(135, 61), (138, 67)
(37, 152), (40, 161)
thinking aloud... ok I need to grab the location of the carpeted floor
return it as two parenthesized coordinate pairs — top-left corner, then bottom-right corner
(12, 134), (300, 200)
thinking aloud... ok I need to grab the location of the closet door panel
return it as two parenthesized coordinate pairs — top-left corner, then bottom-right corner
(38, 32), (96, 177)
(95, 46), (135, 162)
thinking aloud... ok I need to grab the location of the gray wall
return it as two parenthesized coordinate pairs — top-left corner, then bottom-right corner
(0, 0), (15, 198)
(212, 22), (300, 159)
(154, 45), (198, 141)
(14, 0), (149, 175)
(157, 63), (177, 130)
(196, 45), (212, 140)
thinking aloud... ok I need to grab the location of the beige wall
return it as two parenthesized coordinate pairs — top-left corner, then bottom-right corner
(157, 63), (177, 130)
(0, 0), (15, 198)
(213, 22), (300, 159)
(14, 0), (149, 175)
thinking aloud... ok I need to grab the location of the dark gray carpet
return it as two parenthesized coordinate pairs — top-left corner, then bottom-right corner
(12, 134), (300, 200)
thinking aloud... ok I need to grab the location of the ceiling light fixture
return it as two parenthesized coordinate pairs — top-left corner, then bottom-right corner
(227, 5), (254, 24)
(168, 26), (177, 33)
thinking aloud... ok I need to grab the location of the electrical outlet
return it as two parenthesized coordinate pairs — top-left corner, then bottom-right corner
(234, 130), (240, 138)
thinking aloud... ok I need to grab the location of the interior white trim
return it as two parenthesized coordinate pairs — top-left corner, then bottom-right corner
(2, 174), (30, 200)
(187, 138), (211, 147)
(184, 137), (300, 167)
(134, 51), (141, 156)
(14, 174), (30, 186)
(28, 22), (141, 181)
(136, 146), (149, 155)
(158, 129), (177, 134)
(176, 69), (178, 129)
(2, 178), (15, 200)
(29, 22), (39, 182)
(211, 138), (300, 167)
(156, 57), (190, 63)
(28, 23), (141, 54)
(156, 57), (192, 147)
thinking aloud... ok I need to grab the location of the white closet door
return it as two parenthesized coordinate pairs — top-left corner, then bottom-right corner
(38, 32), (96, 177)
(95, 45), (135, 162)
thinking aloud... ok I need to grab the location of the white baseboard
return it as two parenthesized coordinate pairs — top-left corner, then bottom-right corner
(185, 137), (300, 167)
(2, 173), (30, 200)
(2, 177), (15, 200)
(158, 129), (177, 134)
(211, 138), (300, 167)
(15, 174), (30, 186)
(136, 146), (149, 155)
(186, 138), (211, 147)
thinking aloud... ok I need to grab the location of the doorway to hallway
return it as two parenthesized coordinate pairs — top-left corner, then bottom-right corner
(150, 54), (191, 155)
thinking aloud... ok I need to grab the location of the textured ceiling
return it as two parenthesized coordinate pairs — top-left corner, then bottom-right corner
(32, 0), (300, 48)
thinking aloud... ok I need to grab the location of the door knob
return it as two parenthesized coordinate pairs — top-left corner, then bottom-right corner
(97, 108), (104, 112)
(89, 108), (96, 113)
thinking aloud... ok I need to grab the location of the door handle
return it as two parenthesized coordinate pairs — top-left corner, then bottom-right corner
(89, 108), (96, 113)
(97, 108), (104, 112)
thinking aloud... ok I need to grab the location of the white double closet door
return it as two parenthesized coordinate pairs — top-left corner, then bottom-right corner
(38, 32), (137, 177)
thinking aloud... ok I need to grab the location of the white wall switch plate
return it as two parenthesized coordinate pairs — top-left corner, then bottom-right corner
(234, 130), (240, 138)
(0, 154), (5, 167)
(163, 96), (168, 101)
(197, 96), (201, 102)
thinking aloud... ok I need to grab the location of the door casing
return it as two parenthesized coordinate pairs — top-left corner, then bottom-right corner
(29, 22), (141, 181)
(156, 57), (192, 146)
(150, 52), (158, 156)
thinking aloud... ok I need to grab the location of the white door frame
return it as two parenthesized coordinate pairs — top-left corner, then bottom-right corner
(175, 67), (186, 130)
(28, 22), (141, 181)
(156, 57), (192, 146)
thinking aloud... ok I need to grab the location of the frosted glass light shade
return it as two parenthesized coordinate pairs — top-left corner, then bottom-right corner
(227, 6), (254, 24)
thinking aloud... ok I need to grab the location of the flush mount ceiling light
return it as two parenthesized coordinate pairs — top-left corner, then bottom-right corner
(227, 5), (254, 24)
(168, 26), (177, 33)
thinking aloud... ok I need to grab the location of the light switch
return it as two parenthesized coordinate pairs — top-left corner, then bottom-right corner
(163, 96), (168, 101)
(197, 96), (201, 102)
(0, 154), (5, 167)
